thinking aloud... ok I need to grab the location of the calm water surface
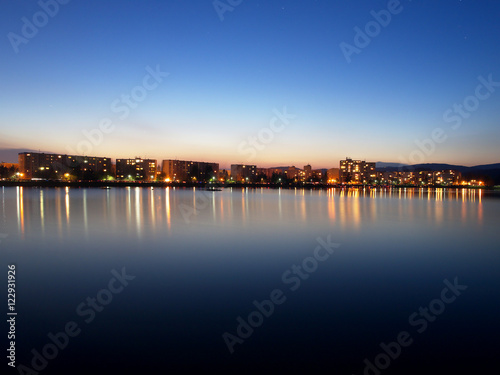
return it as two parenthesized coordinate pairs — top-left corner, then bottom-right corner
(1, 186), (499, 374)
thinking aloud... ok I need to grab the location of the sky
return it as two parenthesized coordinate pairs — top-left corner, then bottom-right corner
(1, 0), (499, 169)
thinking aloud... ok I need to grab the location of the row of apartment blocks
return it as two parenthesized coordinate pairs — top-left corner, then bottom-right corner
(18, 152), (113, 179)
(17, 152), (336, 183)
(339, 158), (461, 185)
(17, 152), (462, 185)
(18, 152), (155, 180)
(379, 170), (461, 186)
(17, 152), (221, 182)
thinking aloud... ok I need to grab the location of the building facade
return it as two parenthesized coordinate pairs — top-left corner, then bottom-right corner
(18, 152), (111, 179)
(340, 158), (377, 184)
(116, 158), (157, 181)
(304, 164), (312, 180)
(230, 164), (257, 182)
(162, 160), (218, 182)
(286, 166), (300, 180)
(380, 169), (461, 185)
(327, 168), (340, 183)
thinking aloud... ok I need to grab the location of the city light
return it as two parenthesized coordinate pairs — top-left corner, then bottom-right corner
(6, 152), (495, 186)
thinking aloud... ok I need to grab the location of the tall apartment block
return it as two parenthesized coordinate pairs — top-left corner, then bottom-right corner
(162, 159), (219, 182)
(116, 158), (157, 181)
(230, 164), (257, 182)
(18, 152), (111, 179)
(340, 158), (377, 184)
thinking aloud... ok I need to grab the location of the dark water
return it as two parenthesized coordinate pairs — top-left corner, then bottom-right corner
(1, 186), (499, 374)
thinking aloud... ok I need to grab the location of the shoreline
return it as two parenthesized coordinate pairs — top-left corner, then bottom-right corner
(0, 180), (492, 190)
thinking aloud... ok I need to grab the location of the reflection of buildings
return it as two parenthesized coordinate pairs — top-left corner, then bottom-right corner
(116, 158), (157, 181)
(18, 152), (111, 179)
(340, 158), (376, 184)
(230, 164), (256, 182)
(162, 159), (218, 182)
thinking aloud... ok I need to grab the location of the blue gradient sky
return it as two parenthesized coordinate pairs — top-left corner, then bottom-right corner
(1, 0), (499, 168)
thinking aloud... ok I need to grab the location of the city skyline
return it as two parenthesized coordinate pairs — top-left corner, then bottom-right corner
(1, 1), (500, 167)
(10, 148), (500, 172)
(12, 151), (497, 187)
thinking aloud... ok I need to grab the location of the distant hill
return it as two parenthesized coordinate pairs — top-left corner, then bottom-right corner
(377, 162), (500, 172)
(376, 162), (409, 169)
(409, 163), (468, 172)
(469, 163), (500, 171)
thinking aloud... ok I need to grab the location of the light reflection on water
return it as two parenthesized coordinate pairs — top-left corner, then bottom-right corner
(1, 186), (499, 373)
(4, 186), (493, 243)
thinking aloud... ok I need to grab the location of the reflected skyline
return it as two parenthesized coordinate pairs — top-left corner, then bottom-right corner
(2, 185), (499, 374)
(6, 187), (492, 242)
